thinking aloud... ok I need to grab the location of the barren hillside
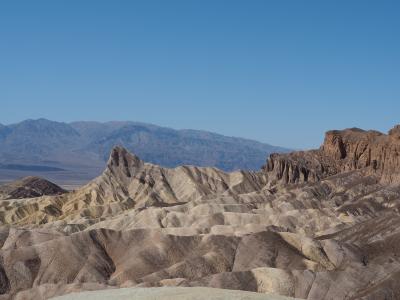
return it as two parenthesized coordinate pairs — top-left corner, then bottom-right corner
(1, 125), (400, 299)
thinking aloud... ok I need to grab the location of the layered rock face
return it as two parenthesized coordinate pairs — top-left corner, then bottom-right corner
(1, 127), (400, 299)
(264, 125), (400, 184)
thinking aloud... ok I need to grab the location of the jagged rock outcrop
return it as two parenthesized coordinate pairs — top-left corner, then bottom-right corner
(264, 125), (400, 185)
(263, 150), (338, 185)
(323, 126), (400, 183)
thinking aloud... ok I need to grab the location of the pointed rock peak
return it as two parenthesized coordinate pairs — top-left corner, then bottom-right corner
(107, 146), (144, 177)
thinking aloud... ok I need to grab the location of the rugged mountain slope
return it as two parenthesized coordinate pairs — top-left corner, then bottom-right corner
(1, 125), (400, 299)
(0, 119), (81, 164)
(0, 146), (266, 226)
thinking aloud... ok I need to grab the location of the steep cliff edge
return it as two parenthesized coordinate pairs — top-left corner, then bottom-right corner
(264, 125), (400, 184)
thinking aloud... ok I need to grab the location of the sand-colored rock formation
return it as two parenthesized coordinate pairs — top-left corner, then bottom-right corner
(1, 125), (400, 299)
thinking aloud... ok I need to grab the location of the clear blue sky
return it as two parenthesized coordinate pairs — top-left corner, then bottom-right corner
(1, 1), (399, 148)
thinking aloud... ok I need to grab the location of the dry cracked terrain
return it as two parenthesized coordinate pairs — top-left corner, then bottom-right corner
(1, 125), (400, 299)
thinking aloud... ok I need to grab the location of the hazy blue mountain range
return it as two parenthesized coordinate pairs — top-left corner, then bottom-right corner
(0, 119), (290, 184)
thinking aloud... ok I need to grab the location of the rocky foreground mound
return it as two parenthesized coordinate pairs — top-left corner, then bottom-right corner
(0, 177), (66, 200)
(1, 125), (400, 299)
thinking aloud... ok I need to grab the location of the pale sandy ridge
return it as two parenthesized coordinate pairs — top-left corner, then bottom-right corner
(51, 287), (298, 300)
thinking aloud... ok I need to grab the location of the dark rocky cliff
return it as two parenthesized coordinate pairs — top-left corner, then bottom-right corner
(264, 125), (400, 185)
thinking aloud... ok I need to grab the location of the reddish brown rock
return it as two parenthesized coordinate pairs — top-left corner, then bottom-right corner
(264, 125), (400, 184)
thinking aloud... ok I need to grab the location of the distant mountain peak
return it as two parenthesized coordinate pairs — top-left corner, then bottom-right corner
(17, 118), (63, 125)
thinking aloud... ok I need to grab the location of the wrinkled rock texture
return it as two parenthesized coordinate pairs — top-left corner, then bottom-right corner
(1, 125), (400, 299)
